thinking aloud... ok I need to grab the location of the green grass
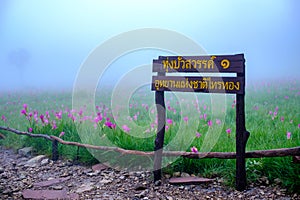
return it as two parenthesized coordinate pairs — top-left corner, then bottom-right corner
(0, 79), (299, 192)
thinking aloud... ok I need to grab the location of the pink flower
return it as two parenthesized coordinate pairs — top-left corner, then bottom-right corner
(298, 124), (300, 129)
(1, 115), (7, 122)
(269, 111), (273, 115)
(191, 146), (198, 153)
(122, 125), (130, 133)
(196, 132), (201, 138)
(21, 109), (27, 116)
(183, 116), (189, 123)
(28, 127), (33, 133)
(216, 119), (221, 125)
(40, 114), (45, 123)
(203, 113), (207, 120)
(59, 131), (65, 137)
(133, 114), (138, 121)
(23, 104), (28, 111)
(280, 116), (284, 122)
(207, 120), (213, 127)
(166, 119), (173, 125)
(104, 121), (115, 129)
(286, 132), (291, 139)
(165, 125), (169, 131)
(226, 128), (231, 137)
(52, 121), (57, 130)
(55, 111), (62, 120)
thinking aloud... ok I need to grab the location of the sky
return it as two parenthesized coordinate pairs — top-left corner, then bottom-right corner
(0, 0), (300, 91)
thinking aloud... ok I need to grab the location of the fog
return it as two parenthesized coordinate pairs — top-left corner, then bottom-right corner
(0, 0), (299, 91)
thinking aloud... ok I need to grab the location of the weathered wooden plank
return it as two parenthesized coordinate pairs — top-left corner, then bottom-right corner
(153, 54), (245, 73)
(151, 76), (245, 94)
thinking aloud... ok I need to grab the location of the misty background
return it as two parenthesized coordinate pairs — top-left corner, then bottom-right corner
(0, 0), (299, 91)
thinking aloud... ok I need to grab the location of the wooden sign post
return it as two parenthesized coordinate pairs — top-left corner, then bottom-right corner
(151, 53), (250, 191)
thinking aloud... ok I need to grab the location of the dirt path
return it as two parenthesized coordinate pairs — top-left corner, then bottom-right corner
(0, 146), (298, 200)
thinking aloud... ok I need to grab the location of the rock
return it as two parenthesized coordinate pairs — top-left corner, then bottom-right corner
(92, 163), (108, 172)
(22, 189), (79, 199)
(52, 185), (63, 190)
(18, 147), (33, 157)
(76, 182), (94, 193)
(0, 167), (4, 174)
(166, 196), (173, 200)
(100, 178), (112, 184)
(40, 158), (49, 166)
(181, 172), (190, 177)
(25, 155), (46, 167)
(33, 177), (70, 187)
(173, 172), (181, 177)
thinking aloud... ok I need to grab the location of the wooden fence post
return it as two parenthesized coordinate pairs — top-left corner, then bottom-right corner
(235, 70), (250, 191)
(52, 139), (58, 161)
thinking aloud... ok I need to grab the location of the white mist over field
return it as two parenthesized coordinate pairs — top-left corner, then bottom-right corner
(0, 0), (299, 91)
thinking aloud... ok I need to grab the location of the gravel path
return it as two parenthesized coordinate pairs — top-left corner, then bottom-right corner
(0, 146), (299, 200)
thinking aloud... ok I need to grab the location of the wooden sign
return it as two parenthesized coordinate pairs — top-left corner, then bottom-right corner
(152, 76), (244, 94)
(152, 53), (250, 191)
(153, 54), (245, 73)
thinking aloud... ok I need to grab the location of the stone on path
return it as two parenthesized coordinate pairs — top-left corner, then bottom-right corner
(22, 189), (79, 199)
(33, 177), (70, 187)
(92, 163), (108, 172)
(76, 182), (94, 193)
(18, 147), (33, 157)
(169, 177), (214, 185)
(25, 155), (47, 167)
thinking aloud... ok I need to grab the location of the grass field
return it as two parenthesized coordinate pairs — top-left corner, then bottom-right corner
(0, 79), (299, 192)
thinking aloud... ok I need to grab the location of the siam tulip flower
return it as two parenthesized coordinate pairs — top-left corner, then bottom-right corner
(298, 124), (300, 129)
(145, 128), (150, 133)
(104, 121), (116, 129)
(59, 131), (65, 137)
(216, 119), (221, 125)
(1, 115), (7, 122)
(196, 132), (201, 138)
(165, 125), (169, 131)
(286, 132), (291, 139)
(199, 114), (203, 119)
(183, 116), (189, 123)
(191, 146), (198, 153)
(253, 106), (259, 110)
(28, 127), (33, 133)
(275, 106), (279, 112)
(269, 111), (273, 115)
(203, 113), (207, 120)
(280, 116), (284, 122)
(55, 111), (62, 120)
(226, 128), (231, 137)
(23, 104), (28, 111)
(45, 111), (50, 119)
(52, 121), (57, 130)
(207, 120), (213, 127)
(40, 114), (45, 123)
(122, 125), (130, 133)
(21, 109), (27, 116)
(166, 119), (173, 125)
(133, 114), (138, 121)
(78, 109), (83, 116)
(284, 96), (289, 99)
